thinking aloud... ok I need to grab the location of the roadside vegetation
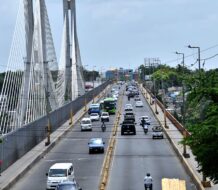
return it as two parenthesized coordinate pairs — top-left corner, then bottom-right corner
(139, 64), (218, 183)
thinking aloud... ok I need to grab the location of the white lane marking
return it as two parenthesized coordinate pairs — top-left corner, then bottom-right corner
(44, 159), (73, 162)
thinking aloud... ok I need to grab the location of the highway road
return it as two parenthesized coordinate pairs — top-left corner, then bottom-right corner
(10, 85), (119, 190)
(10, 84), (197, 190)
(107, 88), (197, 190)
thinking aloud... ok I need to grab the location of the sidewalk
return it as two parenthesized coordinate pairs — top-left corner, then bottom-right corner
(0, 85), (111, 190)
(141, 87), (218, 190)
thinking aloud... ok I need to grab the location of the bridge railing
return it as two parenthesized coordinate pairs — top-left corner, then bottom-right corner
(145, 87), (191, 137)
(0, 80), (111, 172)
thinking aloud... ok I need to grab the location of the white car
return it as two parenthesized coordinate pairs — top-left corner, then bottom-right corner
(140, 116), (151, 125)
(80, 118), (92, 131)
(101, 112), (109, 122)
(90, 113), (100, 121)
(124, 104), (133, 111)
(135, 101), (143, 107)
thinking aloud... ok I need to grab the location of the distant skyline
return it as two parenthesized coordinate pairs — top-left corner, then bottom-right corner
(0, 0), (218, 72)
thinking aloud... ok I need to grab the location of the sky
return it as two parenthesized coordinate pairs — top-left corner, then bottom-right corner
(0, 0), (218, 72)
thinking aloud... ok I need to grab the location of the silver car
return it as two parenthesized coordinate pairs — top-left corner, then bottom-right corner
(152, 126), (164, 139)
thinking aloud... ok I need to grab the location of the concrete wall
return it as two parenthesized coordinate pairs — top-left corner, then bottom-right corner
(0, 81), (111, 171)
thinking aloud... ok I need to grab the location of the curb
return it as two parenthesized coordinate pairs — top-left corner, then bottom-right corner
(0, 85), (110, 190)
(140, 86), (205, 190)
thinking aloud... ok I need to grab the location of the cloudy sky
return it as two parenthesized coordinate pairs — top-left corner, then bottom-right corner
(0, 0), (218, 72)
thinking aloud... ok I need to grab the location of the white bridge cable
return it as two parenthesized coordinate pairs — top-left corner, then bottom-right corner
(0, 0), (26, 133)
(0, 0), (86, 134)
(55, 15), (67, 107)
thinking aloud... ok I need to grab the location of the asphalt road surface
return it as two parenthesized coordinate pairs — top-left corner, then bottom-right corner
(10, 84), (197, 190)
(106, 87), (197, 190)
(11, 85), (120, 190)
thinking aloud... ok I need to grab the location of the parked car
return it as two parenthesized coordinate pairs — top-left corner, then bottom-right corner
(88, 138), (105, 154)
(135, 100), (143, 107)
(101, 112), (110, 122)
(46, 163), (74, 190)
(89, 113), (100, 121)
(80, 118), (92, 131)
(152, 126), (164, 139)
(56, 181), (82, 190)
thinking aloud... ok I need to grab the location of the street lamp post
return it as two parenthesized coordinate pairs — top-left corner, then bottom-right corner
(188, 46), (210, 186)
(188, 45), (201, 71)
(188, 45), (202, 83)
(92, 66), (96, 103)
(175, 51), (190, 158)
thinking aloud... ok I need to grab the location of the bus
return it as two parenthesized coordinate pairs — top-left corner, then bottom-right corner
(102, 97), (116, 114)
(88, 103), (102, 115)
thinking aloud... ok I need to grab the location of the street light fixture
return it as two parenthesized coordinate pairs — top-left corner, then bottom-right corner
(175, 51), (190, 158)
(92, 66), (96, 103)
(187, 45), (201, 71)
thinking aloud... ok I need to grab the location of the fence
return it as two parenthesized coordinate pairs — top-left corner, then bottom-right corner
(0, 81), (111, 172)
(145, 86), (191, 137)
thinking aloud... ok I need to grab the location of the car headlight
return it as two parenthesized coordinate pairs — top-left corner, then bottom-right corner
(47, 180), (52, 183)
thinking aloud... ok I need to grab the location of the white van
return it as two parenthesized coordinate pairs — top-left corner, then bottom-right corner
(80, 118), (92, 131)
(46, 163), (74, 189)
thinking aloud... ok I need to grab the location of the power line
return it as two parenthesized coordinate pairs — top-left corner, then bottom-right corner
(163, 44), (218, 65)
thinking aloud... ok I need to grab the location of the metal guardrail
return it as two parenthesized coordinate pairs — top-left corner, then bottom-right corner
(145, 87), (191, 137)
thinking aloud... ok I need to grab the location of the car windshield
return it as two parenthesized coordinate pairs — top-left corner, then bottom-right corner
(125, 104), (132, 107)
(126, 113), (134, 115)
(49, 169), (67, 177)
(57, 184), (76, 190)
(142, 116), (149, 120)
(102, 113), (108, 116)
(91, 113), (98, 116)
(90, 139), (102, 145)
(82, 120), (91, 124)
(91, 107), (99, 111)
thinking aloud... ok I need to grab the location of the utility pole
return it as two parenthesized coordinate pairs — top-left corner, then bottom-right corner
(92, 66), (96, 102)
(175, 51), (190, 158)
(186, 46), (211, 185)
(188, 45), (201, 82)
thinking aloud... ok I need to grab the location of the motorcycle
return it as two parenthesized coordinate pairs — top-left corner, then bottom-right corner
(101, 124), (106, 132)
(144, 183), (152, 190)
(143, 124), (148, 134)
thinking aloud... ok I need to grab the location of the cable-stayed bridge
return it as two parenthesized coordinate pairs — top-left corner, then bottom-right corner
(0, 0), (85, 134)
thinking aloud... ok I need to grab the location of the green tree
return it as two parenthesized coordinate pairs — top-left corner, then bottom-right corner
(184, 69), (218, 183)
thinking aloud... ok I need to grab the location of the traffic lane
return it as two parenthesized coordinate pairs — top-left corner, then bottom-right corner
(107, 92), (196, 190)
(10, 113), (116, 190)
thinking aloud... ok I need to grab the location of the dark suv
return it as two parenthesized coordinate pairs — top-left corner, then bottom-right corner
(120, 120), (136, 135)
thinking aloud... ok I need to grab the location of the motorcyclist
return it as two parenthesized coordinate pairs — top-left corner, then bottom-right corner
(144, 173), (153, 190)
(101, 120), (106, 132)
(141, 117), (146, 127)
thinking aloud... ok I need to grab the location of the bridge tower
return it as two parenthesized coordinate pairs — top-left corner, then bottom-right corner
(63, 0), (85, 101)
